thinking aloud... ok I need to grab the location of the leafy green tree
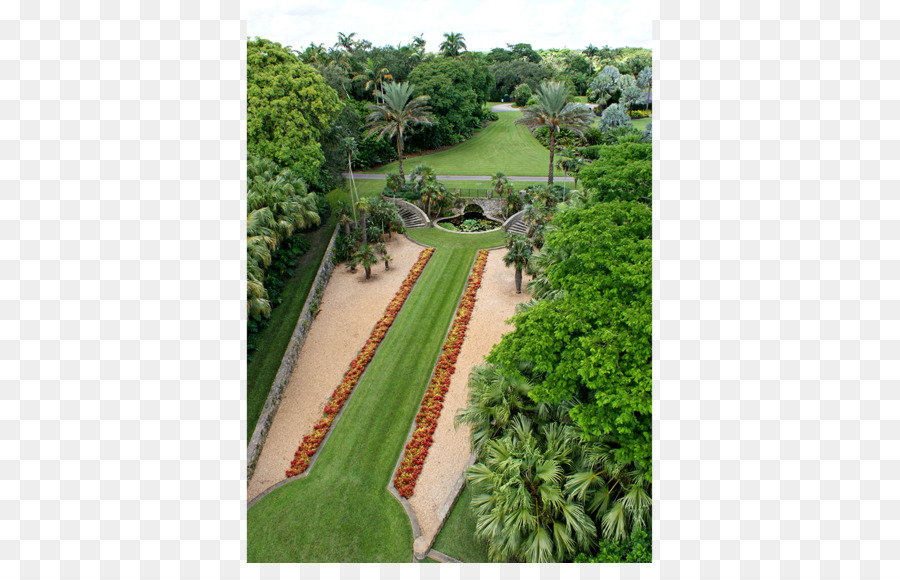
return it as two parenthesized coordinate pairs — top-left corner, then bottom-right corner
(574, 528), (652, 563)
(489, 60), (550, 101)
(503, 233), (533, 293)
(408, 58), (493, 148)
(362, 81), (434, 181)
(247, 38), (342, 188)
(637, 66), (652, 108)
(511, 83), (532, 107)
(577, 142), (652, 203)
(488, 201), (652, 469)
(514, 82), (594, 187)
(440, 32), (467, 56)
(588, 65), (622, 106)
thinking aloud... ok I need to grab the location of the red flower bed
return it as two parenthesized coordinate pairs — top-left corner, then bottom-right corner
(393, 249), (489, 498)
(285, 247), (435, 478)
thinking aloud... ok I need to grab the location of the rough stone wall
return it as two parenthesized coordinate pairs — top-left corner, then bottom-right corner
(247, 224), (340, 482)
(459, 198), (504, 220)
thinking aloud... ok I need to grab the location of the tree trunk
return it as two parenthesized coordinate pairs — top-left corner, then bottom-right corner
(515, 268), (522, 294)
(397, 130), (405, 181)
(361, 210), (367, 246)
(385, 259), (390, 271)
(548, 130), (555, 187)
(365, 265), (371, 279)
(343, 222), (350, 239)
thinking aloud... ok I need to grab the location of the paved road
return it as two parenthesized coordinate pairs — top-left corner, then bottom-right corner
(344, 173), (574, 182)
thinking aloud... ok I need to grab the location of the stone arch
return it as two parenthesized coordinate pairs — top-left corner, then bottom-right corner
(462, 203), (484, 214)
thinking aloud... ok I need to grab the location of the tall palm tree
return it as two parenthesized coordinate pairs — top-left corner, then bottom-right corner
(503, 233), (533, 294)
(439, 32), (467, 57)
(356, 197), (373, 246)
(335, 32), (357, 54)
(584, 44), (599, 76)
(362, 82), (434, 182)
(354, 58), (391, 104)
(514, 82), (594, 187)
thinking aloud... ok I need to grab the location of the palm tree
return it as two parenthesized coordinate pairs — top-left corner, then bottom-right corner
(352, 243), (379, 279)
(584, 44), (599, 76)
(362, 82), (434, 182)
(412, 33), (426, 58)
(439, 32), (467, 57)
(514, 82), (594, 187)
(455, 364), (538, 454)
(356, 197), (373, 246)
(335, 32), (357, 54)
(503, 234), (533, 293)
(354, 58), (391, 104)
(375, 242), (392, 270)
(466, 416), (597, 562)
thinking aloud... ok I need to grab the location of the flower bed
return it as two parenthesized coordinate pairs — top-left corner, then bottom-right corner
(285, 247), (435, 478)
(393, 249), (489, 498)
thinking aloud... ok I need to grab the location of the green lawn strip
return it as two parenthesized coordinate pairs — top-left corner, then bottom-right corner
(363, 112), (564, 177)
(631, 117), (651, 131)
(247, 214), (337, 442)
(247, 230), (501, 562)
(431, 483), (491, 563)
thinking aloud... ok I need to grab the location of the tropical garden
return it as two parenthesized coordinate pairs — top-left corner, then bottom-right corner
(246, 31), (652, 564)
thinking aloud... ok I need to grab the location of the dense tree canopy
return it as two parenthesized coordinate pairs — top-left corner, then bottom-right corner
(247, 38), (343, 189)
(488, 201), (652, 469)
(488, 60), (551, 101)
(577, 142), (652, 203)
(407, 57), (492, 148)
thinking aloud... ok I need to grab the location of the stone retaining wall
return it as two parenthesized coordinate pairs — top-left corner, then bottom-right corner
(247, 223), (340, 482)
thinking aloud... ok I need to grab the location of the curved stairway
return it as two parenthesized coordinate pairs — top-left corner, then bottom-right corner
(502, 211), (529, 235)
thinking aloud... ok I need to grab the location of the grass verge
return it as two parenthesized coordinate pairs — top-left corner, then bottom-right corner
(247, 231), (501, 562)
(431, 484), (491, 563)
(247, 214), (337, 442)
(363, 112), (564, 177)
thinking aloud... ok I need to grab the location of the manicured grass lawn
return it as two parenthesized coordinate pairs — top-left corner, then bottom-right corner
(363, 112), (564, 177)
(631, 117), (651, 131)
(246, 214), (337, 442)
(431, 484), (491, 563)
(247, 230), (503, 562)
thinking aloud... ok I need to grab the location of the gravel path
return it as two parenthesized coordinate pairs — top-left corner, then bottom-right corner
(247, 235), (422, 502)
(408, 249), (531, 545)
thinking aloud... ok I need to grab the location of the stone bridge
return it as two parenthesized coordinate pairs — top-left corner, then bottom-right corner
(455, 197), (505, 220)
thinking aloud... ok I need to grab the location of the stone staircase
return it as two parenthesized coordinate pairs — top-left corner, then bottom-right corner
(502, 210), (529, 235)
(385, 197), (429, 229)
(397, 204), (427, 229)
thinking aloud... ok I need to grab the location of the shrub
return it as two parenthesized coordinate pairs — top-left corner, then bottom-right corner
(581, 145), (603, 160)
(511, 83), (532, 107)
(628, 109), (651, 118)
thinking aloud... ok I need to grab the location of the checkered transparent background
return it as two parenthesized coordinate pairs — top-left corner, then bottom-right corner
(2, 0), (898, 578)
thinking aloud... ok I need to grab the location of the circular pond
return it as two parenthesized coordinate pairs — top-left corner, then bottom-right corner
(435, 211), (502, 233)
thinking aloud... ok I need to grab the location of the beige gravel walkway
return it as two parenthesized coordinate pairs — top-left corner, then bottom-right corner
(408, 249), (531, 544)
(248, 235), (422, 502)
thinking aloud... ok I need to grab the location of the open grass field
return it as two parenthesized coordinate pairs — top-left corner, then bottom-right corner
(363, 111), (564, 177)
(432, 484), (491, 563)
(247, 229), (504, 562)
(631, 117), (651, 131)
(246, 215), (336, 442)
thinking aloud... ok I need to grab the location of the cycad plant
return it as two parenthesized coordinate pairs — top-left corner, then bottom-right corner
(503, 233), (533, 294)
(514, 82), (594, 186)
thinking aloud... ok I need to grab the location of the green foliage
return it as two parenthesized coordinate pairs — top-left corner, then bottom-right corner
(407, 58), (493, 149)
(363, 81), (435, 180)
(511, 83), (532, 107)
(488, 201), (652, 469)
(581, 145), (603, 160)
(247, 38), (343, 189)
(578, 142), (652, 203)
(574, 529), (652, 563)
(489, 60), (550, 101)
